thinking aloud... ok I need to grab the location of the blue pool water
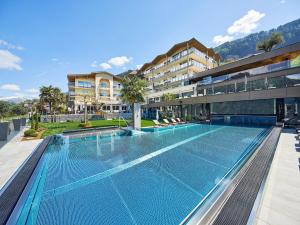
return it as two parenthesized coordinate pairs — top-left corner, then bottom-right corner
(13, 124), (270, 225)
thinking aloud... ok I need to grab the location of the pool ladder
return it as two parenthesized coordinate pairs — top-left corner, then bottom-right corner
(118, 116), (130, 129)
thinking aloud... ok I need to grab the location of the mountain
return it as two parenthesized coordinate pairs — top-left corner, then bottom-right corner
(214, 18), (300, 62)
(0, 97), (27, 104)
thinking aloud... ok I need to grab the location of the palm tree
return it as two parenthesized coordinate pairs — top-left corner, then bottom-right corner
(256, 32), (284, 52)
(120, 75), (147, 129)
(39, 85), (64, 122)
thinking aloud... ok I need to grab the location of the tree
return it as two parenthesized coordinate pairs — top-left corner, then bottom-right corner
(161, 93), (176, 102)
(0, 101), (11, 120)
(10, 103), (28, 116)
(256, 32), (284, 52)
(39, 85), (64, 122)
(120, 75), (147, 129)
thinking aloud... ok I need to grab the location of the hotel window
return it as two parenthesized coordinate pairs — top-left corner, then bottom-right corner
(181, 50), (188, 56)
(249, 79), (266, 91)
(100, 82), (108, 88)
(236, 82), (246, 92)
(227, 83), (235, 93)
(172, 53), (181, 61)
(113, 106), (119, 111)
(286, 74), (300, 87)
(267, 76), (285, 89)
(214, 85), (226, 95)
(77, 81), (92, 88)
(100, 92), (107, 96)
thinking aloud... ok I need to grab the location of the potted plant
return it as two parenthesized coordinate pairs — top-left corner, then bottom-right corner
(12, 118), (21, 131)
(0, 121), (10, 141)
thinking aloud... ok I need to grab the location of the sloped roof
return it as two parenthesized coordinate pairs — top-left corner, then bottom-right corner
(67, 71), (122, 81)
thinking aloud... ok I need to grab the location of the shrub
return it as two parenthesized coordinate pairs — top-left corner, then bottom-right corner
(24, 129), (38, 137)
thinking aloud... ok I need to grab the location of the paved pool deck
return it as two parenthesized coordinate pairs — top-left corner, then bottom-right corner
(254, 129), (300, 225)
(0, 127), (42, 190)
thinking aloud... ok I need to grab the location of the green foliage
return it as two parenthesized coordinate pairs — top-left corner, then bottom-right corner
(0, 101), (11, 118)
(185, 115), (192, 121)
(161, 93), (176, 102)
(256, 32), (284, 52)
(31, 113), (40, 130)
(120, 75), (147, 104)
(40, 119), (155, 137)
(215, 18), (300, 61)
(24, 129), (38, 137)
(10, 104), (28, 116)
(39, 85), (65, 116)
(0, 101), (28, 120)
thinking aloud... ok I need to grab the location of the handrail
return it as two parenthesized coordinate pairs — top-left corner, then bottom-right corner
(118, 115), (130, 129)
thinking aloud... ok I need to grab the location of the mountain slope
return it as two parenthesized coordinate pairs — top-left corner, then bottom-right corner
(214, 18), (300, 62)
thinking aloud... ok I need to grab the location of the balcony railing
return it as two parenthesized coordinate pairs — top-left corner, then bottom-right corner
(198, 56), (300, 86)
(197, 72), (300, 97)
(142, 48), (216, 76)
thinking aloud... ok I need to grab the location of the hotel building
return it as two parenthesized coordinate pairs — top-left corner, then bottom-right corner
(67, 71), (127, 114)
(138, 38), (221, 104)
(143, 42), (300, 125)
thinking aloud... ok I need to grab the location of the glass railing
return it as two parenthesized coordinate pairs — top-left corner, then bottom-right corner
(198, 55), (300, 86)
(197, 73), (300, 96)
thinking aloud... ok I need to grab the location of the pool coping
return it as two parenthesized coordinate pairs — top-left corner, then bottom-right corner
(185, 126), (282, 225)
(0, 136), (53, 225)
(62, 125), (118, 134)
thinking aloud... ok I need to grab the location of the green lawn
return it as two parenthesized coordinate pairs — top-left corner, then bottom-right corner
(40, 119), (155, 137)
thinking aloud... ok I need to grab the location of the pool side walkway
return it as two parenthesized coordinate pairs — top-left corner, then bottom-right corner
(0, 127), (42, 190)
(254, 129), (300, 225)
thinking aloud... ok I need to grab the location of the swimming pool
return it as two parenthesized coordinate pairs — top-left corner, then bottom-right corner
(9, 124), (270, 225)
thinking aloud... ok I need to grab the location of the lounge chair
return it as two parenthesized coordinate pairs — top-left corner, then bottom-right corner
(176, 118), (186, 124)
(170, 118), (178, 124)
(153, 120), (167, 127)
(163, 119), (176, 125)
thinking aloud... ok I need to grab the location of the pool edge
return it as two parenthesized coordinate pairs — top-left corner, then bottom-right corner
(184, 126), (282, 225)
(0, 136), (53, 225)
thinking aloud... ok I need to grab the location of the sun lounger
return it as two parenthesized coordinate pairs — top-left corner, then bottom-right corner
(163, 119), (176, 125)
(170, 118), (178, 124)
(176, 118), (186, 123)
(153, 120), (167, 127)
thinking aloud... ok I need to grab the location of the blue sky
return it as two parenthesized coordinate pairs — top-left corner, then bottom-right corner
(0, 0), (299, 100)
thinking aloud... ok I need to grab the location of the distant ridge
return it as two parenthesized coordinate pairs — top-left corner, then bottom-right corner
(214, 18), (300, 62)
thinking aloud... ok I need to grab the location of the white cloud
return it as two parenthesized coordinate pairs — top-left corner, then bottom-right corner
(91, 60), (98, 68)
(280, 0), (286, 3)
(0, 50), (22, 71)
(26, 88), (39, 93)
(0, 84), (21, 91)
(227, 10), (265, 35)
(99, 62), (112, 70)
(213, 35), (234, 45)
(108, 56), (132, 67)
(51, 58), (59, 62)
(0, 40), (24, 50)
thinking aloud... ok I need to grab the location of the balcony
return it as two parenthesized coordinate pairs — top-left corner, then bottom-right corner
(142, 48), (215, 77)
(197, 57), (300, 87)
(197, 72), (300, 97)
